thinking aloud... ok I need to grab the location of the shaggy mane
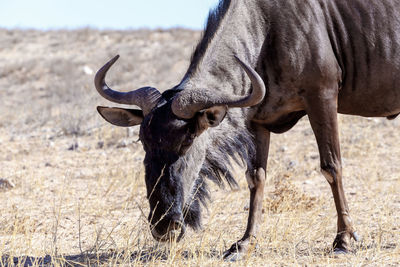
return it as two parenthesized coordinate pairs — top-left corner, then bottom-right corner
(183, 116), (256, 229)
(185, 0), (232, 76)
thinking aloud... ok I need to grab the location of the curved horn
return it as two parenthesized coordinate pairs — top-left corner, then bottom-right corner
(171, 56), (266, 119)
(94, 55), (162, 115)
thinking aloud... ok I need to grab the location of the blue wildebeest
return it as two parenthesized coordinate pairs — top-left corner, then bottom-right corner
(94, 0), (400, 260)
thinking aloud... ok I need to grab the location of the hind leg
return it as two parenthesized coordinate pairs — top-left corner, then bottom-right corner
(305, 89), (359, 253)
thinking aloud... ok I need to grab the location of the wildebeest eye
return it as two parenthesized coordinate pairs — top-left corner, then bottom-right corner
(182, 137), (193, 147)
(179, 130), (195, 154)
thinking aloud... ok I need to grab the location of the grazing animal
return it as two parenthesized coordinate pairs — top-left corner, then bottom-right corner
(94, 0), (400, 260)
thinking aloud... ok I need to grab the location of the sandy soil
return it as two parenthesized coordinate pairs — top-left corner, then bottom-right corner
(0, 28), (399, 266)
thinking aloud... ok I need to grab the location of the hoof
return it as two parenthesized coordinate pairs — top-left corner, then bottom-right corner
(333, 247), (349, 255)
(223, 250), (243, 262)
(223, 238), (258, 261)
(223, 241), (248, 262)
(333, 233), (350, 253)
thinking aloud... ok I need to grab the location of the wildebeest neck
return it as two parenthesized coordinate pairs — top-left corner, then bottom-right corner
(180, 0), (269, 96)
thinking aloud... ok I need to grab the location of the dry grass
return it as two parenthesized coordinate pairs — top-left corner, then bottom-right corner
(0, 28), (399, 266)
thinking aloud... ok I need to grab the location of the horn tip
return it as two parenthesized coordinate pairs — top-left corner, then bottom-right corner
(96, 106), (107, 112)
(109, 54), (120, 64)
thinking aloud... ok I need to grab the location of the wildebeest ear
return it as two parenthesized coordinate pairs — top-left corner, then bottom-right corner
(196, 105), (228, 135)
(97, 106), (143, 127)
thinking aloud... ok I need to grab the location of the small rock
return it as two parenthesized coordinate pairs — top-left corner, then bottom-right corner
(0, 179), (15, 190)
(96, 141), (104, 149)
(117, 139), (132, 148)
(303, 129), (314, 136)
(288, 160), (297, 169)
(68, 142), (79, 151)
(82, 65), (94, 75)
(278, 146), (287, 153)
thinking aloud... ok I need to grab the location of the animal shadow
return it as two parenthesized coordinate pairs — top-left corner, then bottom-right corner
(1, 248), (221, 266)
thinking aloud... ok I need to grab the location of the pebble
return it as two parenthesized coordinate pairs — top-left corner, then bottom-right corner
(117, 139), (132, 148)
(68, 142), (79, 151)
(96, 141), (104, 149)
(278, 146), (287, 153)
(0, 178), (15, 190)
(288, 160), (297, 169)
(82, 65), (94, 75)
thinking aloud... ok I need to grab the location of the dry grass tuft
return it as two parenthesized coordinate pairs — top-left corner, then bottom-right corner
(266, 174), (322, 213)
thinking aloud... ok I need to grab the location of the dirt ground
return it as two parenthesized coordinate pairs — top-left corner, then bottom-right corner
(0, 28), (399, 266)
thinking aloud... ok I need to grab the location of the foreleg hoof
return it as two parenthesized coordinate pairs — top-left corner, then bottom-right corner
(223, 239), (256, 262)
(223, 242), (246, 261)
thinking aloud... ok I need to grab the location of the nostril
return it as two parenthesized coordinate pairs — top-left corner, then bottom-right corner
(168, 220), (183, 231)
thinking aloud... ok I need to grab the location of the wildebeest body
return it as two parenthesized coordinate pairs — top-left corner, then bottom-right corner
(251, 0), (400, 124)
(94, 0), (400, 260)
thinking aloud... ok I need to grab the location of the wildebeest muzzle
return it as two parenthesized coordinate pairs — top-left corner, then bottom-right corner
(151, 219), (186, 242)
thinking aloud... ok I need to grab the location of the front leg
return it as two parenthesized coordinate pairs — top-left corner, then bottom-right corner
(305, 89), (359, 254)
(223, 124), (270, 261)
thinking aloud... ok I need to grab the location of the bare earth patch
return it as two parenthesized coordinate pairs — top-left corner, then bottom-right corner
(0, 29), (399, 266)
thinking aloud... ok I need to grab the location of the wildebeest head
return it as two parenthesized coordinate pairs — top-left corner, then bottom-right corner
(94, 55), (265, 242)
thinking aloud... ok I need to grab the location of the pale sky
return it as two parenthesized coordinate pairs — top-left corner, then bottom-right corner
(0, 0), (220, 30)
